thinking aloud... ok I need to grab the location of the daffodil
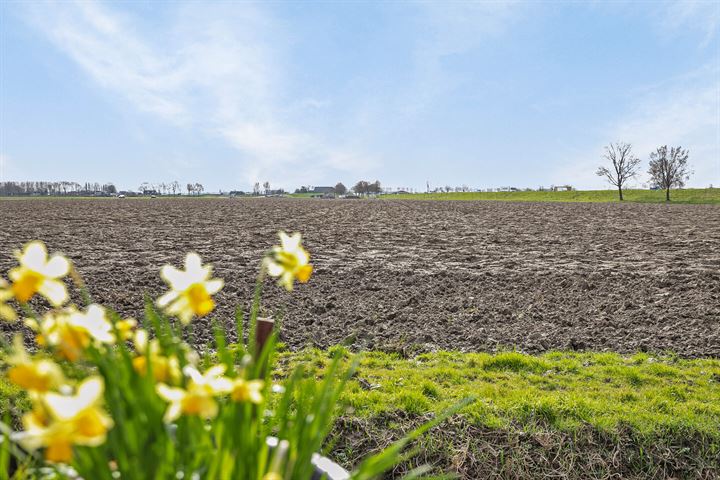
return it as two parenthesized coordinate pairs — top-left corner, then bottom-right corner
(131, 329), (181, 383)
(7, 336), (65, 393)
(28, 305), (114, 361)
(0, 279), (17, 321)
(265, 232), (313, 291)
(230, 378), (264, 404)
(14, 377), (113, 463)
(8, 241), (70, 306)
(115, 317), (137, 341)
(157, 253), (224, 324)
(156, 365), (232, 422)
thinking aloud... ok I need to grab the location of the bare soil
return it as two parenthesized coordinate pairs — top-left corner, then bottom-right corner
(1, 198), (718, 357)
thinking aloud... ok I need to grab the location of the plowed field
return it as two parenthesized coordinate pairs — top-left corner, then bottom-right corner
(1, 198), (718, 357)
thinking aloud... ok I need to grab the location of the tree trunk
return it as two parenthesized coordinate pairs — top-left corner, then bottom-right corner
(618, 185), (623, 201)
(666, 187), (670, 201)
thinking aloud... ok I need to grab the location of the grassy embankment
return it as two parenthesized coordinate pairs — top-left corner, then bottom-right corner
(384, 188), (720, 204)
(5, 348), (717, 478)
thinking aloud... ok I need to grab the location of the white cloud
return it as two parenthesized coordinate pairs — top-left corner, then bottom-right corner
(21, 0), (370, 187)
(657, 0), (720, 48)
(403, 1), (523, 115)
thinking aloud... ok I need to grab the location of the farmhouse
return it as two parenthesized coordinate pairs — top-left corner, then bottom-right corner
(310, 186), (335, 194)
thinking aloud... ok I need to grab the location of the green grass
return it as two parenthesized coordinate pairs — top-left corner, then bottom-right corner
(5, 348), (719, 439)
(288, 349), (720, 477)
(279, 349), (720, 439)
(4, 348), (719, 477)
(383, 188), (720, 204)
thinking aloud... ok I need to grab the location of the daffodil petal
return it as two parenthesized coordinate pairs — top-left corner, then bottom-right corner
(266, 261), (284, 277)
(156, 290), (179, 308)
(184, 253), (206, 278)
(20, 242), (48, 271)
(281, 232), (302, 251)
(0, 304), (17, 321)
(205, 279), (224, 295)
(211, 377), (233, 393)
(164, 402), (182, 423)
(205, 365), (227, 377)
(160, 266), (188, 291)
(44, 256), (70, 278)
(38, 280), (68, 307)
(76, 377), (104, 405)
(157, 384), (185, 402)
(183, 366), (204, 384)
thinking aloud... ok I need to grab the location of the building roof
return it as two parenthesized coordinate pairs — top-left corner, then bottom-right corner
(311, 186), (335, 193)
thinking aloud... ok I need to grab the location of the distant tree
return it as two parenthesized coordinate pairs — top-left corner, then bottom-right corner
(194, 183), (204, 196)
(596, 142), (641, 201)
(648, 145), (691, 201)
(186, 183), (193, 195)
(253, 182), (261, 196)
(263, 181), (270, 195)
(353, 180), (369, 195)
(334, 182), (347, 195)
(368, 180), (382, 194)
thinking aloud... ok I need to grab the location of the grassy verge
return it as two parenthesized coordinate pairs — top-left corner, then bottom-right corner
(3, 349), (719, 478)
(284, 349), (720, 479)
(383, 188), (720, 204)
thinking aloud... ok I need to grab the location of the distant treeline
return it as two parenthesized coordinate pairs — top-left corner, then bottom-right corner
(0, 181), (117, 196)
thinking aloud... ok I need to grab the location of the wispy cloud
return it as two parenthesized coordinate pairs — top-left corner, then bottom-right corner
(21, 0), (371, 187)
(657, 0), (720, 48)
(403, 1), (523, 114)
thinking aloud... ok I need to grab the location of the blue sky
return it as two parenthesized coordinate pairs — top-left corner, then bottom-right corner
(0, 0), (718, 192)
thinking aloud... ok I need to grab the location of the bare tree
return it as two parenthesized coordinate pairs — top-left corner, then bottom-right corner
(263, 181), (270, 195)
(596, 142), (640, 201)
(334, 182), (347, 195)
(648, 145), (691, 201)
(353, 180), (369, 194)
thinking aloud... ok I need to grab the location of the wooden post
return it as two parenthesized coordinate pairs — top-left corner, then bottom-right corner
(255, 317), (275, 357)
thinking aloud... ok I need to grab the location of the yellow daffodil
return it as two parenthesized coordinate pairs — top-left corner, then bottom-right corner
(28, 305), (114, 361)
(156, 365), (232, 422)
(0, 279), (17, 321)
(15, 377), (113, 463)
(8, 241), (70, 306)
(157, 253), (224, 324)
(7, 336), (65, 393)
(230, 378), (264, 404)
(265, 232), (313, 291)
(131, 329), (181, 383)
(115, 317), (137, 341)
